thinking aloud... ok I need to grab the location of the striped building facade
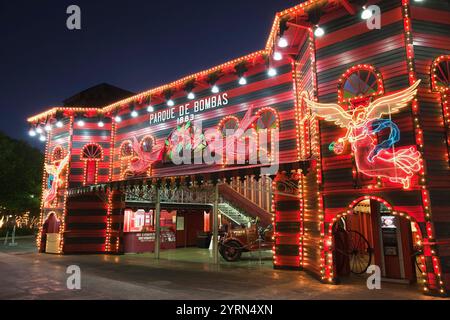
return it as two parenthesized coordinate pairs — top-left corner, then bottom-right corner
(28, 0), (450, 296)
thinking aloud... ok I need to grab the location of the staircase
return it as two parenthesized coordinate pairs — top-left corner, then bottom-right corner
(218, 202), (252, 227)
(218, 184), (272, 227)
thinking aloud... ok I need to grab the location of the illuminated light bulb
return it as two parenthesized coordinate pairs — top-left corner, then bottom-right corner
(361, 7), (372, 20)
(114, 115), (122, 123)
(278, 37), (288, 48)
(268, 68), (277, 77)
(77, 119), (85, 127)
(28, 129), (37, 137)
(273, 51), (282, 61)
(167, 99), (175, 107)
(36, 126), (43, 134)
(56, 121), (63, 128)
(314, 26), (325, 37)
(131, 110), (138, 118)
(39, 135), (46, 142)
(44, 124), (52, 131)
(147, 105), (154, 113)
(98, 121), (104, 128)
(238, 77), (247, 85)
(211, 85), (219, 93)
(187, 92), (195, 100)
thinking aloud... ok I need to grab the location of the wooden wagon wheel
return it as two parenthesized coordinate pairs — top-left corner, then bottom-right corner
(334, 227), (373, 275)
(346, 230), (373, 274)
(413, 249), (425, 274)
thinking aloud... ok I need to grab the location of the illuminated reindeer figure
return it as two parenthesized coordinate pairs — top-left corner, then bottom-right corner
(304, 80), (422, 189)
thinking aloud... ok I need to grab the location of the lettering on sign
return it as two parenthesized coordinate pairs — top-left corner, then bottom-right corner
(149, 93), (229, 125)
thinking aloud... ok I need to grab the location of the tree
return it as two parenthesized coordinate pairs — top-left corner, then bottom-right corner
(0, 131), (43, 217)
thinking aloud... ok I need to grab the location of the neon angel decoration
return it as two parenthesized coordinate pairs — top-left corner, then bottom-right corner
(43, 154), (70, 206)
(304, 80), (422, 189)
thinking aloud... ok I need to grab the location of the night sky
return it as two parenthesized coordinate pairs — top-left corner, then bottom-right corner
(0, 0), (299, 148)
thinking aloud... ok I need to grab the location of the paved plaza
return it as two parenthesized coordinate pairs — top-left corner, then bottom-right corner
(0, 237), (441, 300)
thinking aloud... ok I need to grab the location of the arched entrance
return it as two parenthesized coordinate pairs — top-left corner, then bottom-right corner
(332, 198), (422, 284)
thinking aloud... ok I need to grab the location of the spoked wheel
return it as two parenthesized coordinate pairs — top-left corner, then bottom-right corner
(346, 230), (373, 274)
(219, 241), (242, 262)
(414, 251), (425, 274)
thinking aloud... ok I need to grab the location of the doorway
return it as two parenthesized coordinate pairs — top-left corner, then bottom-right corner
(333, 199), (417, 283)
(41, 212), (60, 253)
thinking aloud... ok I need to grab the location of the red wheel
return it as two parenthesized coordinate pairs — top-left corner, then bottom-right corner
(219, 240), (242, 262)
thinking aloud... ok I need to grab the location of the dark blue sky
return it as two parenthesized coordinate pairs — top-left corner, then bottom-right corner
(0, 0), (298, 147)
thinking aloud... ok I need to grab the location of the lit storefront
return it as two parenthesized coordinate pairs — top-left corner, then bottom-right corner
(27, 0), (450, 297)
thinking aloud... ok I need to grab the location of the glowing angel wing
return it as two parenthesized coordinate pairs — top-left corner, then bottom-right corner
(366, 80), (421, 120)
(56, 154), (70, 175)
(44, 163), (58, 176)
(303, 98), (352, 128)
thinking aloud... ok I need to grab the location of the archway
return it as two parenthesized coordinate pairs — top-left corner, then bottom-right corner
(40, 212), (61, 254)
(329, 197), (423, 284)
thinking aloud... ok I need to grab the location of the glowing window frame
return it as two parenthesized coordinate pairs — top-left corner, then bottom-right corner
(140, 135), (157, 153)
(80, 143), (104, 161)
(254, 107), (280, 131)
(51, 146), (65, 163)
(217, 115), (240, 137)
(253, 107), (279, 161)
(80, 143), (104, 186)
(431, 55), (450, 94)
(119, 140), (134, 159)
(337, 64), (384, 105)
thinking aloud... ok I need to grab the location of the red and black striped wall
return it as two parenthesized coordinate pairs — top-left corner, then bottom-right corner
(410, 0), (450, 292)
(64, 192), (108, 253)
(63, 118), (113, 253)
(69, 118), (112, 188)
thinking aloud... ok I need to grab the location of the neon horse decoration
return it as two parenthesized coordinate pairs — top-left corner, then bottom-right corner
(127, 137), (165, 175)
(304, 80), (422, 189)
(43, 154), (70, 206)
